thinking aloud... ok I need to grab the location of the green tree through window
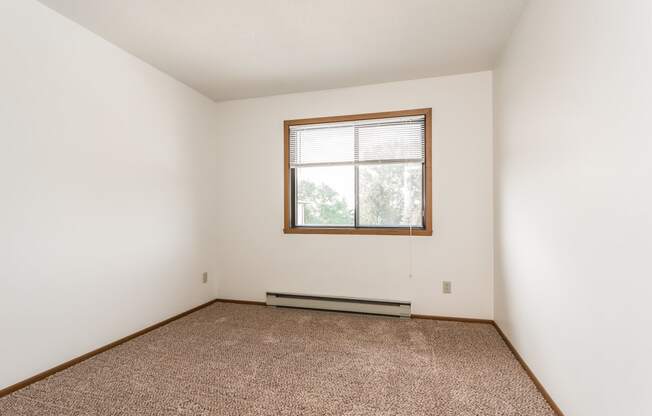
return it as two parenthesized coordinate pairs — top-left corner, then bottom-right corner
(297, 180), (353, 225)
(297, 163), (421, 227)
(359, 163), (422, 227)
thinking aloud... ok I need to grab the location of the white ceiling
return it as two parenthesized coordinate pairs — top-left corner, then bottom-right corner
(38, 0), (526, 102)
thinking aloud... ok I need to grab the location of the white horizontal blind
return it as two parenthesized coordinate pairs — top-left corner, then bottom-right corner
(289, 115), (425, 167)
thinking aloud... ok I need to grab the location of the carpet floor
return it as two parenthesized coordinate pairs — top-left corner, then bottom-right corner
(0, 302), (555, 415)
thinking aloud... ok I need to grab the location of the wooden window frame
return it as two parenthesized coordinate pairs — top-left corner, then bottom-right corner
(283, 108), (432, 236)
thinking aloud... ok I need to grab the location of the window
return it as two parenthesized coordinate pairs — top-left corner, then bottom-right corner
(284, 108), (432, 236)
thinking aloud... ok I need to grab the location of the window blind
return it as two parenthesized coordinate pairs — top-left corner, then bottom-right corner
(289, 115), (425, 168)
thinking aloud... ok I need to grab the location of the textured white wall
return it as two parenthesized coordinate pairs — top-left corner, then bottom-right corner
(0, 1), (217, 389)
(212, 72), (494, 318)
(494, 1), (652, 415)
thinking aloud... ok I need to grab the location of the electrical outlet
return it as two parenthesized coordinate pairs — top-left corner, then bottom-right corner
(442, 281), (452, 294)
(202, 272), (208, 283)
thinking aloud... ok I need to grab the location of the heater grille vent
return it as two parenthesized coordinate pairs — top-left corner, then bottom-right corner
(266, 292), (411, 317)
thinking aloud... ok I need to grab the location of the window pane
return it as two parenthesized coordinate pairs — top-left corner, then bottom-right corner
(359, 163), (423, 227)
(295, 166), (354, 226)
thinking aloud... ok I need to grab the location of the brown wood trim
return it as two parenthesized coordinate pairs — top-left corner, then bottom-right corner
(410, 314), (494, 324)
(283, 108), (433, 236)
(214, 298), (266, 306)
(493, 322), (565, 416)
(284, 108), (433, 126)
(283, 119), (291, 231)
(424, 108), (433, 233)
(0, 299), (217, 398)
(283, 227), (432, 236)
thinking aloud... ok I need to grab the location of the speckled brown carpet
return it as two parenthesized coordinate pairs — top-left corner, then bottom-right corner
(0, 302), (555, 415)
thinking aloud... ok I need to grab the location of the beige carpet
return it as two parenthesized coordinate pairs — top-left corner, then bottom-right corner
(0, 302), (555, 415)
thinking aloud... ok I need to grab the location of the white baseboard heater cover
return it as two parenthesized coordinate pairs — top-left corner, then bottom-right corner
(266, 292), (411, 317)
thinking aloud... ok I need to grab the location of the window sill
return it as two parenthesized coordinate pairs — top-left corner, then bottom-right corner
(283, 227), (432, 236)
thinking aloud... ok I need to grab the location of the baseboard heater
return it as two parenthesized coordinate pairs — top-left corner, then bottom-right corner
(266, 292), (411, 318)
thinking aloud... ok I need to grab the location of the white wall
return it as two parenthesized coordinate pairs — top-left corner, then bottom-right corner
(494, 1), (652, 415)
(0, 1), (217, 389)
(212, 72), (494, 318)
